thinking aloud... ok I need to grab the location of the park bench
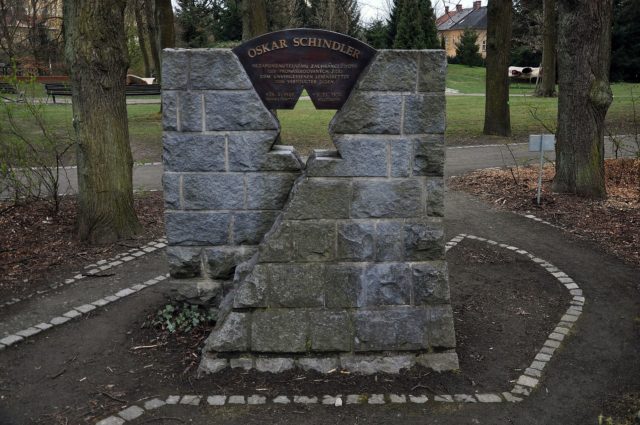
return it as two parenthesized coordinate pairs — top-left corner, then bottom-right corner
(44, 82), (161, 103)
(0, 80), (25, 102)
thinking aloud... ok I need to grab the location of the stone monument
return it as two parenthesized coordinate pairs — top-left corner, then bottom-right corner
(162, 29), (458, 375)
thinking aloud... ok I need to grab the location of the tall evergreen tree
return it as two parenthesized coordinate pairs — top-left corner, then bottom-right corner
(611, 0), (640, 82)
(387, 0), (402, 48)
(363, 18), (389, 48)
(393, 0), (426, 48)
(418, 0), (439, 48)
(455, 29), (484, 66)
(291, 0), (311, 27)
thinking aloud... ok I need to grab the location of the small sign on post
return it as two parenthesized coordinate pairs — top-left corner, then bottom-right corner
(529, 134), (555, 205)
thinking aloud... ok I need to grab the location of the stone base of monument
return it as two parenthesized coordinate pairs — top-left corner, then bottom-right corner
(198, 351), (459, 375)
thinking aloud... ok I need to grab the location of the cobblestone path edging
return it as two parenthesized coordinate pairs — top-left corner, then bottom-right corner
(0, 238), (167, 311)
(94, 234), (586, 424)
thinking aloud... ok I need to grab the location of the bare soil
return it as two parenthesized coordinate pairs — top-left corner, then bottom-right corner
(449, 158), (640, 266)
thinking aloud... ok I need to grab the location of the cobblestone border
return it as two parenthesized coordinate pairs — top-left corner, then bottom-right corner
(94, 234), (586, 424)
(0, 274), (169, 351)
(0, 238), (167, 311)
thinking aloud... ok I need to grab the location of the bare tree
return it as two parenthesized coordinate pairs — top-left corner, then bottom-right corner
(553, 0), (614, 198)
(64, 0), (141, 244)
(535, 0), (556, 97)
(155, 0), (175, 82)
(483, 0), (512, 137)
(132, 0), (151, 77)
(242, 0), (268, 40)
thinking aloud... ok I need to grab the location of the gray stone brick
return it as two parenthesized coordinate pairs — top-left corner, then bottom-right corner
(309, 310), (352, 351)
(251, 310), (308, 353)
(96, 416), (125, 425)
(353, 308), (429, 351)
(166, 212), (230, 246)
(117, 406), (144, 421)
(426, 178), (444, 217)
(427, 305), (456, 348)
(167, 246), (201, 278)
(204, 246), (256, 280)
(232, 211), (279, 245)
(413, 135), (445, 176)
(359, 263), (411, 306)
(297, 357), (340, 373)
(412, 261), (450, 305)
(204, 312), (249, 352)
(284, 178), (350, 220)
(260, 221), (336, 262)
(163, 173), (181, 209)
(336, 222), (375, 261)
(182, 174), (244, 210)
(234, 265), (268, 308)
(263, 148), (304, 171)
(267, 264), (325, 308)
(416, 352), (459, 371)
(330, 92), (402, 135)
(390, 139), (413, 177)
(162, 49), (190, 90)
(190, 49), (252, 90)
(417, 51), (446, 93)
(227, 131), (278, 171)
(404, 219), (445, 261)
(403, 94), (446, 134)
(162, 91), (178, 131)
(357, 50), (418, 91)
(255, 358), (295, 373)
(351, 179), (422, 218)
(180, 92), (204, 132)
(340, 354), (415, 374)
(246, 173), (297, 210)
(306, 136), (387, 177)
(375, 221), (405, 261)
(205, 91), (278, 131)
(163, 133), (226, 172)
(324, 263), (364, 308)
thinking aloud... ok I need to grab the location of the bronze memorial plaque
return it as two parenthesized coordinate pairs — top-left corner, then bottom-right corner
(233, 29), (377, 110)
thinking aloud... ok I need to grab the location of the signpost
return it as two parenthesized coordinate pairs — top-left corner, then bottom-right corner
(529, 134), (556, 205)
(233, 29), (376, 110)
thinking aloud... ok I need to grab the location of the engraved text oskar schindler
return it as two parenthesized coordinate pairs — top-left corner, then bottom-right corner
(233, 29), (376, 109)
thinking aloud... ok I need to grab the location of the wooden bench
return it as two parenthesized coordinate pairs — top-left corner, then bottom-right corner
(44, 83), (161, 103)
(0, 81), (23, 101)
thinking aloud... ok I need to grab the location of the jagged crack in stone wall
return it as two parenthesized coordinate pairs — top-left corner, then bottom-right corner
(163, 48), (458, 374)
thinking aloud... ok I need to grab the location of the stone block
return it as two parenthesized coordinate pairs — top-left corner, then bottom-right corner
(163, 173), (181, 209)
(251, 310), (308, 353)
(267, 264), (325, 308)
(204, 246), (256, 280)
(411, 261), (450, 305)
(162, 91), (178, 131)
(230, 357), (254, 370)
(174, 279), (222, 306)
(340, 354), (415, 375)
(180, 92), (204, 132)
(404, 219), (445, 260)
(205, 91), (278, 131)
(357, 50), (418, 91)
(359, 263), (411, 306)
(375, 221), (405, 261)
(426, 178), (444, 217)
(403, 94), (446, 134)
(353, 308), (429, 351)
(198, 354), (228, 374)
(232, 211), (279, 245)
(190, 49), (252, 90)
(309, 310), (352, 351)
(246, 173), (297, 210)
(284, 178), (350, 220)
(330, 92), (402, 135)
(166, 246), (201, 278)
(260, 221), (336, 262)
(351, 179), (422, 218)
(297, 357), (339, 373)
(390, 139), (413, 177)
(418, 50), (446, 93)
(336, 222), (375, 261)
(416, 351), (459, 372)
(427, 305), (456, 348)
(413, 135), (445, 176)
(255, 358), (295, 373)
(204, 312), (249, 352)
(165, 212), (230, 246)
(324, 264), (364, 308)
(227, 131), (278, 171)
(182, 174), (244, 210)
(264, 148), (304, 172)
(163, 133), (226, 172)
(162, 49), (189, 90)
(234, 265), (268, 308)
(307, 136), (387, 177)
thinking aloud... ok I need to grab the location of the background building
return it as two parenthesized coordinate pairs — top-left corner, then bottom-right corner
(437, 1), (487, 58)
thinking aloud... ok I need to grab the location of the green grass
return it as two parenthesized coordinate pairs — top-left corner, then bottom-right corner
(277, 101), (336, 155)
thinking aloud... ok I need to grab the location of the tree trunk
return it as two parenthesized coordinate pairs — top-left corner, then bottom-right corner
(483, 0), (512, 137)
(144, 0), (161, 80)
(242, 0), (268, 40)
(536, 0), (557, 97)
(63, 0), (141, 244)
(133, 1), (151, 78)
(553, 0), (613, 198)
(154, 0), (175, 83)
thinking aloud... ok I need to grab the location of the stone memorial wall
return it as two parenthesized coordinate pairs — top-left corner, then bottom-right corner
(162, 30), (458, 375)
